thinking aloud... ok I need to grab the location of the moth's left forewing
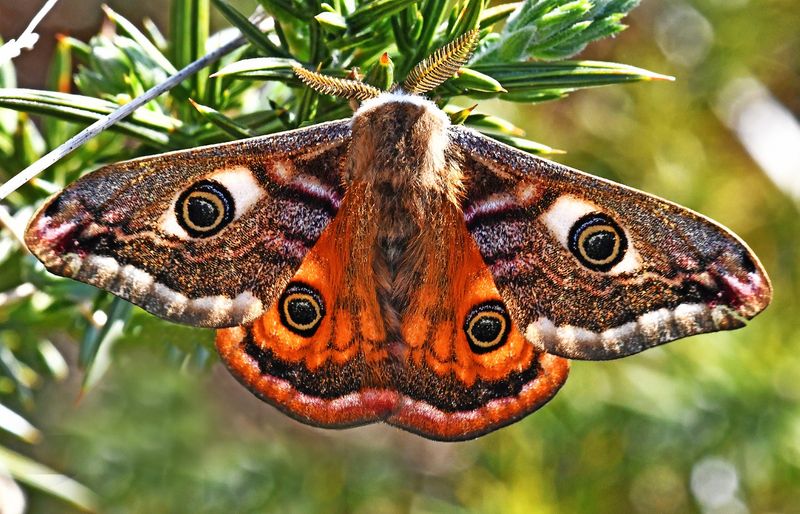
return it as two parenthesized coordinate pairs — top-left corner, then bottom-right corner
(25, 121), (351, 328)
(451, 126), (772, 360)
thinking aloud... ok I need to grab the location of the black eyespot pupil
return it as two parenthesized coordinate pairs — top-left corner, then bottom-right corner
(583, 230), (616, 261)
(472, 316), (502, 343)
(175, 180), (234, 238)
(278, 283), (325, 337)
(568, 213), (628, 272)
(186, 196), (220, 228)
(464, 301), (510, 354)
(287, 298), (316, 325)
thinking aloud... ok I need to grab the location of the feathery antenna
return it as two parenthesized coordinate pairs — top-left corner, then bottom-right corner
(292, 30), (479, 102)
(402, 30), (480, 95)
(294, 66), (382, 101)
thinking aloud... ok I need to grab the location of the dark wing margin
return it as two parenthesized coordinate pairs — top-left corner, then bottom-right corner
(450, 125), (772, 360)
(25, 120), (352, 328)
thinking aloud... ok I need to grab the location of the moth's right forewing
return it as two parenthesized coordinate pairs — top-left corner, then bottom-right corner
(452, 126), (771, 360)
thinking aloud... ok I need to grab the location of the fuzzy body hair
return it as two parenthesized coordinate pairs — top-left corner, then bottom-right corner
(347, 93), (464, 342)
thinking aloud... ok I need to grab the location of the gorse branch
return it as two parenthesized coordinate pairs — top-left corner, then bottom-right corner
(0, 0), (665, 508)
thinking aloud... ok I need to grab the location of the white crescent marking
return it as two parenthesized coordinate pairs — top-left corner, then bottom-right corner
(541, 195), (642, 275)
(159, 166), (266, 239)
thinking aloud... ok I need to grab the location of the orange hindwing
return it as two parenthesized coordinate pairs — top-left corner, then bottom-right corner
(217, 193), (568, 440)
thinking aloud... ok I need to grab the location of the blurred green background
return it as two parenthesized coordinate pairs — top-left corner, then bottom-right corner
(1, 0), (799, 512)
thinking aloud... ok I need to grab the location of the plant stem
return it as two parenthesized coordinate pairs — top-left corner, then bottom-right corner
(0, 37), (246, 200)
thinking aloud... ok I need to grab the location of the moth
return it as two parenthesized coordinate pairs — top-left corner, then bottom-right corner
(24, 32), (771, 441)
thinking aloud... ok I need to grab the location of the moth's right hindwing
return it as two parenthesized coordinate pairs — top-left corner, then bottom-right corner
(25, 120), (352, 328)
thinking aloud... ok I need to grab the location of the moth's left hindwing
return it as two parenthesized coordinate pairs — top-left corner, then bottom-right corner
(25, 120), (351, 327)
(453, 127), (772, 360)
